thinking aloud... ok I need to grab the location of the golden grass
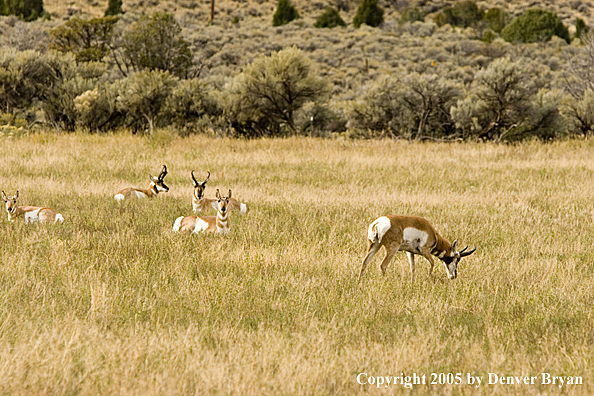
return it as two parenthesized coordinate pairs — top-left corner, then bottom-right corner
(0, 131), (593, 395)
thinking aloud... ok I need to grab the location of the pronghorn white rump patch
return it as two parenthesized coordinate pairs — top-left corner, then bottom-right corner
(193, 218), (209, 233)
(402, 227), (429, 251)
(54, 214), (64, 224)
(114, 193), (125, 201)
(134, 190), (146, 199)
(368, 216), (391, 243)
(172, 216), (184, 232)
(240, 203), (247, 214)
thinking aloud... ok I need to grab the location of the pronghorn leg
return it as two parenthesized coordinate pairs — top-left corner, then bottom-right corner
(379, 245), (398, 277)
(419, 248), (436, 277)
(406, 252), (416, 282)
(359, 241), (381, 282)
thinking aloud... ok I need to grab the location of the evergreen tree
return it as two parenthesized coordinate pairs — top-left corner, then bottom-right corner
(272, 0), (299, 27)
(314, 7), (346, 28)
(575, 18), (590, 41)
(2, 0), (45, 21)
(105, 0), (123, 16)
(502, 8), (570, 44)
(353, 0), (384, 29)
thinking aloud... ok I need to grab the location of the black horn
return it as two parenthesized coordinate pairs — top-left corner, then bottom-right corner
(203, 171), (210, 185)
(460, 247), (477, 257)
(159, 165), (168, 180)
(191, 170), (199, 187)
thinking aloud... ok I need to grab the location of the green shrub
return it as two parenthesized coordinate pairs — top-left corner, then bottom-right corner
(162, 78), (219, 134)
(561, 89), (594, 136)
(314, 7), (345, 28)
(353, 0), (384, 28)
(575, 18), (589, 41)
(50, 16), (119, 63)
(104, 0), (123, 16)
(222, 47), (329, 136)
(74, 83), (123, 132)
(399, 7), (423, 25)
(0, 0), (45, 21)
(484, 7), (509, 33)
(117, 70), (178, 134)
(451, 58), (536, 141)
(501, 9), (570, 44)
(346, 73), (460, 139)
(272, 0), (299, 27)
(118, 12), (193, 78)
(435, 0), (484, 28)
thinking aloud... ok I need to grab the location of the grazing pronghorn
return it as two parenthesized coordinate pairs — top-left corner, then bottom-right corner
(191, 171), (247, 214)
(359, 215), (476, 282)
(2, 191), (64, 224)
(114, 165), (169, 201)
(173, 189), (232, 235)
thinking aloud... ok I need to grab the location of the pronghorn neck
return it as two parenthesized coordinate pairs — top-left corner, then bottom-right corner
(216, 209), (229, 232)
(6, 205), (25, 220)
(193, 192), (216, 212)
(143, 182), (158, 197)
(430, 234), (453, 259)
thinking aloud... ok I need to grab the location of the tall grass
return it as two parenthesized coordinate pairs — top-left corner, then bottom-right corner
(0, 131), (592, 395)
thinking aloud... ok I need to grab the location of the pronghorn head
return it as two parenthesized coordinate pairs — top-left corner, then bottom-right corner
(2, 190), (19, 215)
(441, 240), (476, 279)
(150, 165), (169, 193)
(215, 189), (231, 216)
(191, 170), (210, 200)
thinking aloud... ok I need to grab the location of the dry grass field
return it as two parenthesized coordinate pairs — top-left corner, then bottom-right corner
(0, 131), (592, 394)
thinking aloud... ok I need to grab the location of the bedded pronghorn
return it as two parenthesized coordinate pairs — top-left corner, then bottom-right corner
(359, 215), (476, 282)
(191, 171), (247, 214)
(114, 165), (169, 201)
(173, 189), (232, 235)
(2, 191), (64, 224)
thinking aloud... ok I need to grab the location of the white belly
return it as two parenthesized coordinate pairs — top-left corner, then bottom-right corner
(193, 218), (209, 233)
(135, 191), (147, 199)
(24, 209), (41, 223)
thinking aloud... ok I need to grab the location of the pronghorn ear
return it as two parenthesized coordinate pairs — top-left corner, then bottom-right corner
(1, 191), (6, 201)
(15, 191), (18, 199)
(216, 189), (221, 199)
(451, 239), (458, 252)
(228, 189), (232, 199)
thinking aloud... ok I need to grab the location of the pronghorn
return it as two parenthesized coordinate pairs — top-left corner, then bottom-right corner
(359, 215), (476, 282)
(114, 165), (169, 201)
(191, 171), (247, 214)
(2, 191), (64, 224)
(173, 189), (232, 235)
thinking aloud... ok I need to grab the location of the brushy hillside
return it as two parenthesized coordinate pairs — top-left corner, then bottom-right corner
(0, 133), (592, 394)
(43, 0), (594, 26)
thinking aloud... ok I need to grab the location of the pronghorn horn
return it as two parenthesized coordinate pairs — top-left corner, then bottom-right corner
(159, 165), (168, 180)
(460, 246), (468, 254)
(191, 170), (199, 187)
(228, 189), (232, 199)
(203, 171), (210, 184)
(15, 190), (18, 199)
(460, 247), (477, 257)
